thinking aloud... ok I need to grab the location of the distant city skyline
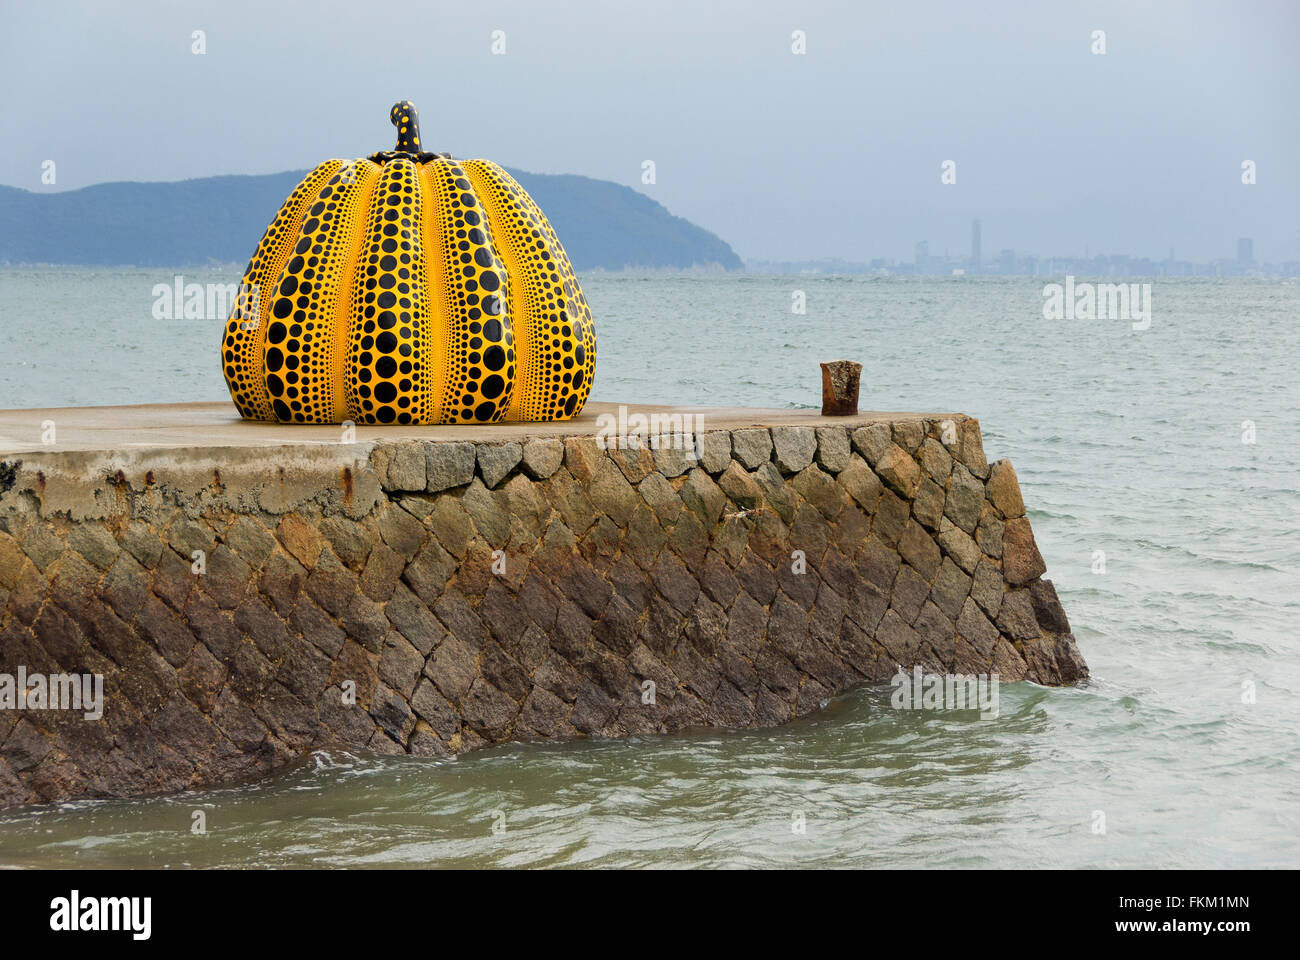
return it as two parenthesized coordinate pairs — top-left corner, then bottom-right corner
(748, 221), (1297, 276)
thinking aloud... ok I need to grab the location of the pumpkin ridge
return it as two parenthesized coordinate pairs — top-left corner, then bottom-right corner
(420, 157), (516, 424)
(415, 160), (449, 423)
(316, 162), (382, 423)
(469, 176), (518, 421)
(330, 159), (382, 423)
(463, 160), (595, 421)
(263, 160), (378, 422)
(223, 159), (342, 421)
(461, 160), (536, 421)
(425, 157), (474, 421)
(346, 158), (424, 425)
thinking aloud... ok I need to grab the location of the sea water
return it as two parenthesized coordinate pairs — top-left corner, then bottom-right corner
(0, 268), (1296, 868)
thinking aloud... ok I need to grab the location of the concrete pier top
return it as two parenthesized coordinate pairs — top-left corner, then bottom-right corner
(0, 401), (968, 456)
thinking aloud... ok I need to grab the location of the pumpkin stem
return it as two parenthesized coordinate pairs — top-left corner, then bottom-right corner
(389, 101), (422, 153)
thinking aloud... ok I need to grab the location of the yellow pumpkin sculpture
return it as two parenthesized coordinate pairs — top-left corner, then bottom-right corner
(222, 101), (595, 425)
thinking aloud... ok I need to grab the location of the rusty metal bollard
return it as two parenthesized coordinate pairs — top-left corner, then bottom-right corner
(820, 360), (861, 416)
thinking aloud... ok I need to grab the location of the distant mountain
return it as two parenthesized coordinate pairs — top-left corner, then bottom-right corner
(0, 168), (741, 271)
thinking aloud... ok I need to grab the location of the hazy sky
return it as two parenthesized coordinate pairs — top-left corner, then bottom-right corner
(3, 0), (1297, 262)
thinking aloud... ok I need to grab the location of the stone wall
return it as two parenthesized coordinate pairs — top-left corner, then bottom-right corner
(0, 413), (1086, 807)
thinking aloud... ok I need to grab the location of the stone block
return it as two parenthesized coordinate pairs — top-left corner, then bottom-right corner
(730, 428), (772, 470)
(477, 442), (523, 489)
(425, 441), (477, 493)
(771, 425), (817, 474)
(986, 459), (1026, 519)
(520, 438), (564, 479)
(1003, 517), (1047, 586)
(875, 443), (921, 498)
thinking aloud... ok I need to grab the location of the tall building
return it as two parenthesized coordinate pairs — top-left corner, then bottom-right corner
(971, 219), (981, 268)
(1237, 237), (1254, 265)
(915, 240), (929, 268)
